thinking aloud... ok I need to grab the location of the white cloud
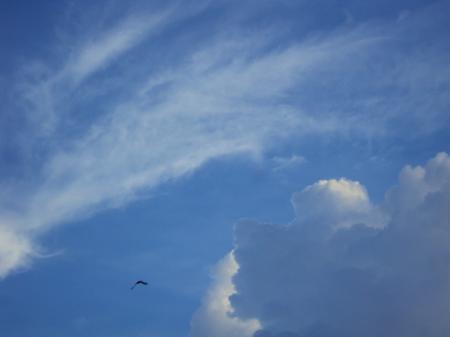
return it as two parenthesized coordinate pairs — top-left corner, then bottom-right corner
(17, 7), (175, 139)
(0, 225), (33, 279)
(3, 1), (450, 280)
(194, 152), (450, 337)
(384, 152), (450, 220)
(272, 155), (306, 172)
(190, 252), (261, 337)
(63, 10), (172, 85)
(16, 15), (384, 235)
(292, 178), (388, 230)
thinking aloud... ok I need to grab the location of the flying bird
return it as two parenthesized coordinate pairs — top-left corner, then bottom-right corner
(131, 280), (148, 290)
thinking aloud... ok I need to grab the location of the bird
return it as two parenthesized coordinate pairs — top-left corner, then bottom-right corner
(131, 280), (148, 290)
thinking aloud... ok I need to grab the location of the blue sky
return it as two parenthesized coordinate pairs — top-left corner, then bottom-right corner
(1, 1), (450, 336)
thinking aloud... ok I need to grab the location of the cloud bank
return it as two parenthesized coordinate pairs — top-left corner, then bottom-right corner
(192, 152), (450, 337)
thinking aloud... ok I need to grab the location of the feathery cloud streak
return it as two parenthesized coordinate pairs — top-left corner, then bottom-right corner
(2, 2), (450, 278)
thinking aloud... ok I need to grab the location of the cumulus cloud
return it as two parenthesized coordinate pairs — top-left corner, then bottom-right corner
(190, 252), (261, 337)
(193, 152), (450, 337)
(292, 178), (388, 230)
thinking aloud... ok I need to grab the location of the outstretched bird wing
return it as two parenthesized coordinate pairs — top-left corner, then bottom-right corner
(131, 280), (148, 289)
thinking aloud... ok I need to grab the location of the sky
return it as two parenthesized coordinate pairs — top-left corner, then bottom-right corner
(0, 0), (450, 336)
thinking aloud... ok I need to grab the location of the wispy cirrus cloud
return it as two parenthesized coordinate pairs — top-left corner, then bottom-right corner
(17, 5), (175, 138)
(22, 26), (388, 233)
(0, 225), (33, 278)
(63, 11), (171, 85)
(2, 1), (450, 278)
(272, 155), (306, 172)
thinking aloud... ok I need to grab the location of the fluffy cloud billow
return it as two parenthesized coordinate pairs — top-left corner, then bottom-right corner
(192, 152), (450, 337)
(190, 252), (260, 337)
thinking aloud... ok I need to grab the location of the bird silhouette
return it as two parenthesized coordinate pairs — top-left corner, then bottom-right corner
(131, 280), (148, 290)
